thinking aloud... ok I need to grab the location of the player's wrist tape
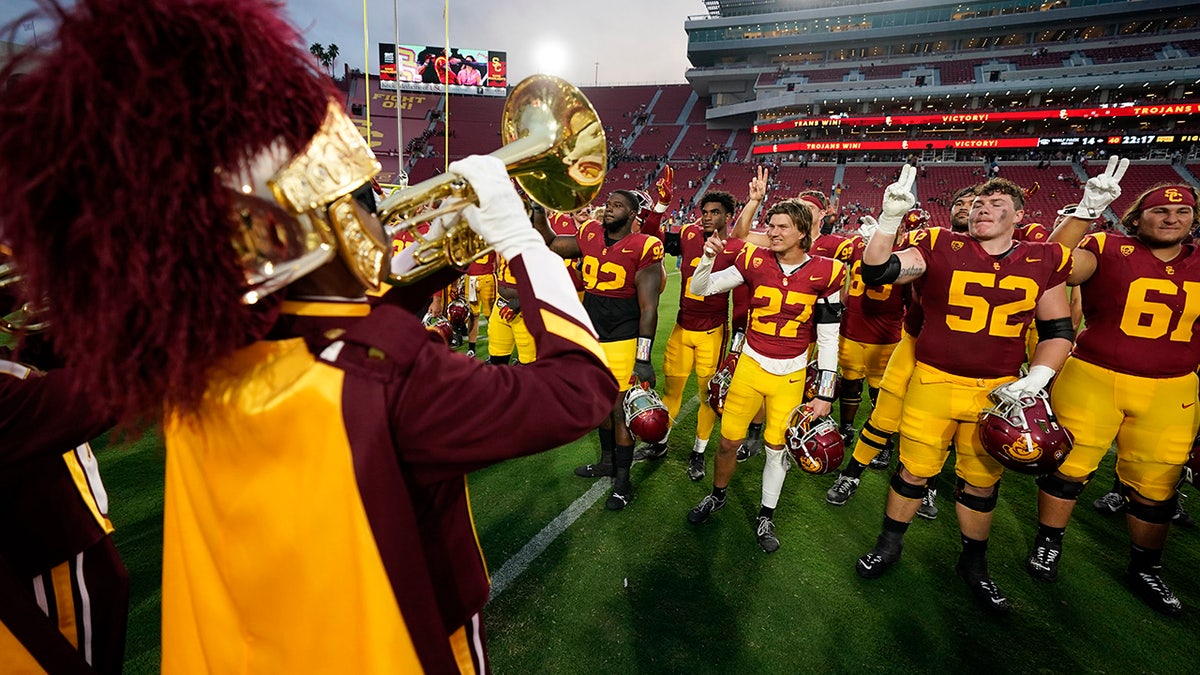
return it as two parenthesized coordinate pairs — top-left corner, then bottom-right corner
(636, 337), (653, 361)
(815, 369), (838, 401)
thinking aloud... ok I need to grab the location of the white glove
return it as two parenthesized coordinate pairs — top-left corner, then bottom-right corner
(1072, 155), (1129, 220)
(877, 164), (916, 235)
(857, 215), (878, 241)
(449, 155), (544, 260)
(995, 364), (1056, 402)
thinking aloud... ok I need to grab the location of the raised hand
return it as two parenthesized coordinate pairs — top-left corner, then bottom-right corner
(748, 165), (768, 203)
(877, 164), (917, 235)
(1073, 155), (1129, 220)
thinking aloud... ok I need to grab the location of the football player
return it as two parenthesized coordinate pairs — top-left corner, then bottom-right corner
(829, 212), (912, 463)
(1031, 165), (1200, 617)
(0, 2), (618, 671)
(825, 185), (976, 513)
(487, 252), (537, 366)
(854, 167), (1073, 614)
(637, 190), (746, 481)
(805, 189), (855, 262)
(687, 198), (846, 553)
(536, 191), (665, 510)
(462, 251), (497, 358)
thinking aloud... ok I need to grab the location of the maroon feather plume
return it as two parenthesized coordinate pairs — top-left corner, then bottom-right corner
(0, 0), (337, 423)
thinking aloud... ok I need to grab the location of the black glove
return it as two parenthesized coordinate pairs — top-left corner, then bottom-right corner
(632, 359), (656, 389)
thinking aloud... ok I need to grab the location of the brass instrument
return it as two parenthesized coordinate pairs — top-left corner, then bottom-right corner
(378, 74), (606, 283)
(0, 261), (50, 334)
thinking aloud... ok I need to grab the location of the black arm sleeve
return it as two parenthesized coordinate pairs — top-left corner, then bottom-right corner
(814, 298), (844, 324)
(861, 254), (902, 286)
(1035, 317), (1075, 343)
(663, 231), (681, 257)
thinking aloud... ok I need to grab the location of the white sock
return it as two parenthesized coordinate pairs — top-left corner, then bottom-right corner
(761, 448), (788, 510)
(693, 437), (708, 454)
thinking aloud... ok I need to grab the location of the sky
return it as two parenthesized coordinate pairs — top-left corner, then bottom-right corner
(0, 0), (708, 86)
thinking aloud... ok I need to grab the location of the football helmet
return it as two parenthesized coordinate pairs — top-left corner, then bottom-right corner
(901, 207), (931, 235)
(978, 387), (1073, 475)
(706, 353), (739, 416)
(783, 405), (844, 475)
(804, 361), (840, 403)
(445, 298), (471, 331)
(422, 314), (454, 345)
(629, 189), (653, 222)
(624, 385), (670, 444)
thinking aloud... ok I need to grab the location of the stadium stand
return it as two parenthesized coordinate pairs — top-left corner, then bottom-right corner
(651, 84), (695, 124)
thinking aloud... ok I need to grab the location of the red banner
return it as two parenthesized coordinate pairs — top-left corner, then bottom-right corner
(752, 102), (1200, 134)
(752, 138), (1042, 154)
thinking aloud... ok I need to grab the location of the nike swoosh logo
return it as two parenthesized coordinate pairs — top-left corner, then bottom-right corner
(1184, 402), (1196, 409)
(1025, 257), (1041, 263)
(809, 274), (823, 281)
(621, 248), (635, 253)
(789, 376), (805, 384)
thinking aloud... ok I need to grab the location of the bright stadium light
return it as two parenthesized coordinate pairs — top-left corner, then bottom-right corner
(535, 40), (569, 77)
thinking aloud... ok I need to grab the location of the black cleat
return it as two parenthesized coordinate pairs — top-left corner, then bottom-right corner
(606, 474), (633, 511)
(957, 561), (1011, 614)
(825, 475), (860, 506)
(1026, 536), (1062, 583)
(633, 441), (668, 462)
(687, 494), (726, 525)
(687, 451), (706, 482)
(1124, 568), (1183, 617)
(1092, 490), (1124, 514)
(916, 488), (939, 521)
(736, 438), (762, 462)
(574, 462), (614, 478)
(1172, 496), (1194, 528)
(756, 516), (780, 553)
(868, 443), (893, 470)
(856, 536), (902, 579)
(839, 423), (855, 449)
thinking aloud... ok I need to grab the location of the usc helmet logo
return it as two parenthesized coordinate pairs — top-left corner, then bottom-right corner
(1165, 188), (1184, 203)
(1002, 435), (1043, 463)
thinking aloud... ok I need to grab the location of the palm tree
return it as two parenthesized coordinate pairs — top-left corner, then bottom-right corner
(308, 43), (338, 77)
(325, 44), (340, 77)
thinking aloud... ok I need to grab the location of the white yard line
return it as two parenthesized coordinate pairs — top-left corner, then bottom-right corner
(489, 395), (701, 599)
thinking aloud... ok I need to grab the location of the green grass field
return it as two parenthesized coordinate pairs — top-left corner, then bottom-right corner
(94, 263), (1198, 673)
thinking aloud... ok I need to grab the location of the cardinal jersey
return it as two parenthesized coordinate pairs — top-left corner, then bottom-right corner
(1072, 233), (1200, 378)
(912, 229), (1072, 378)
(577, 219), (664, 341)
(1013, 222), (1050, 242)
(735, 245), (846, 360)
(496, 253), (518, 289)
(677, 223), (746, 331)
(811, 232), (854, 262)
(464, 252), (495, 276)
(842, 235), (907, 345)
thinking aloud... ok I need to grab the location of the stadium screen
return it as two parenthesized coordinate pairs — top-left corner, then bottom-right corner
(379, 43), (507, 95)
